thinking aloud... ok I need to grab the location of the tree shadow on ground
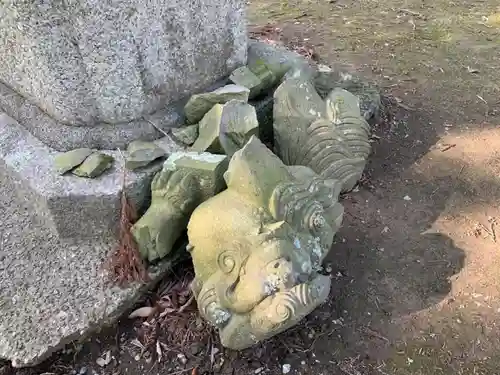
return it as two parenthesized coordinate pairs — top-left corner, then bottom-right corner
(228, 86), (500, 373)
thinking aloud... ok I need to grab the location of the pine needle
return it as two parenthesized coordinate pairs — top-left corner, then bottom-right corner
(105, 149), (150, 287)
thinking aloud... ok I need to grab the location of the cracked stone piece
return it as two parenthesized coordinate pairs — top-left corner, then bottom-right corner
(184, 85), (250, 124)
(171, 124), (199, 146)
(313, 67), (382, 123)
(247, 40), (314, 84)
(188, 136), (344, 350)
(191, 100), (259, 157)
(248, 60), (278, 92)
(273, 77), (371, 192)
(273, 77), (326, 166)
(132, 152), (228, 262)
(72, 152), (114, 178)
(325, 88), (371, 160)
(125, 140), (167, 170)
(229, 66), (263, 99)
(53, 148), (93, 174)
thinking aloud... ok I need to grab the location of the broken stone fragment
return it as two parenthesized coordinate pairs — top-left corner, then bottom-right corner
(325, 88), (372, 160)
(273, 77), (371, 192)
(313, 68), (382, 123)
(191, 100), (259, 157)
(171, 124), (199, 146)
(229, 66), (263, 99)
(53, 148), (93, 175)
(184, 84), (250, 124)
(131, 151), (228, 262)
(247, 40), (314, 83)
(248, 60), (277, 93)
(72, 152), (114, 178)
(125, 140), (167, 170)
(273, 77), (326, 166)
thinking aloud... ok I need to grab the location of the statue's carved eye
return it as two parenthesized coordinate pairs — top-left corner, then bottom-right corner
(274, 262), (280, 269)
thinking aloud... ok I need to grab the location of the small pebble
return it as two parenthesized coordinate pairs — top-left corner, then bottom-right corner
(190, 342), (203, 355)
(177, 353), (188, 365)
(79, 367), (88, 375)
(254, 368), (264, 374)
(282, 364), (291, 374)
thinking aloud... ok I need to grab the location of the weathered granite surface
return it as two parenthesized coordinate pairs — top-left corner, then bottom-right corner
(0, 168), (183, 367)
(0, 113), (183, 240)
(0, 0), (247, 150)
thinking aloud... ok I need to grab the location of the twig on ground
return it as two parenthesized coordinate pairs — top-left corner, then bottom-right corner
(145, 118), (170, 137)
(440, 143), (456, 152)
(358, 326), (389, 343)
(164, 367), (194, 375)
(178, 295), (195, 313)
(339, 356), (363, 375)
(395, 101), (415, 111)
(476, 95), (488, 105)
(399, 8), (424, 18)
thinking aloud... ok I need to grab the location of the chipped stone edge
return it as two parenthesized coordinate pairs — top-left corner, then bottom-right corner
(8, 250), (187, 368)
(0, 112), (184, 240)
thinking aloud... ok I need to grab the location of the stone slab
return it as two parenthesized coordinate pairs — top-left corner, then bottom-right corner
(0, 168), (185, 367)
(0, 113), (184, 240)
(0, 0), (247, 151)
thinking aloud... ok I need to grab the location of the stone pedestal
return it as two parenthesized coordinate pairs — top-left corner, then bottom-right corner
(0, 0), (249, 367)
(0, 0), (247, 151)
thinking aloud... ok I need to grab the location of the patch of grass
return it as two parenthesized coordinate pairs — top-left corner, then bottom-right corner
(486, 12), (500, 27)
(418, 21), (453, 42)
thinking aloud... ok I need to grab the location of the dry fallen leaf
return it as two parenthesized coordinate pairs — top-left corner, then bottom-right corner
(128, 306), (156, 319)
(466, 66), (479, 74)
(96, 350), (112, 367)
(156, 341), (163, 363)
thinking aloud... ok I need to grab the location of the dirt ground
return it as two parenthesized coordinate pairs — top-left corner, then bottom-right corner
(4, 1), (500, 375)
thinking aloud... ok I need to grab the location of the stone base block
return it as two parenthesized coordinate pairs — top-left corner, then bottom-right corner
(0, 113), (184, 240)
(0, 165), (184, 366)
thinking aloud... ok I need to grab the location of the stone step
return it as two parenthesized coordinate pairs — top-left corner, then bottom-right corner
(0, 162), (184, 367)
(0, 113), (183, 240)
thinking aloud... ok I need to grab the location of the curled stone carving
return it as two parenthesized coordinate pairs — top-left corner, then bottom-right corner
(131, 151), (228, 262)
(187, 136), (343, 350)
(273, 77), (372, 192)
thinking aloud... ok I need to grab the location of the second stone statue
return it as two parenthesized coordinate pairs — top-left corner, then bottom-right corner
(187, 136), (344, 350)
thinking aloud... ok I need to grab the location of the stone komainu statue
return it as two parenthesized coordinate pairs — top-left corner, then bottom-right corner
(187, 136), (344, 349)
